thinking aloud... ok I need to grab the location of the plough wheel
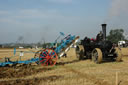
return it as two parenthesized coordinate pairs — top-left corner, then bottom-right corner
(115, 47), (122, 62)
(92, 48), (102, 64)
(39, 49), (58, 66)
(76, 45), (85, 60)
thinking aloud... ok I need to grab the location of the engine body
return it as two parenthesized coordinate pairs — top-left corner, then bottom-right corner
(80, 37), (115, 60)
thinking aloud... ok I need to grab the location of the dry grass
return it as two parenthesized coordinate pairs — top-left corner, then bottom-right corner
(0, 48), (40, 61)
(121, 48), (128, 56)
(0, 48), (128, 85)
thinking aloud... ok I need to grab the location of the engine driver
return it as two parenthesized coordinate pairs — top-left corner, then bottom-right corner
(96, 31), (103, 42)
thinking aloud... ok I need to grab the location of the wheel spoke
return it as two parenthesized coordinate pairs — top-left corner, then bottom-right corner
(42, 53), (47, 57)
(40, 59), (47, 63)
(45, 51), (49, 55)
(50, 51), (55, 56)
(40, 56), (47, 59)
(51, 54), (56, 58)
(41, 59), (49, 65)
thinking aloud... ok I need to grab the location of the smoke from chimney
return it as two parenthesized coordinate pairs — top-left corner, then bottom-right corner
(106, 0), (128, 22)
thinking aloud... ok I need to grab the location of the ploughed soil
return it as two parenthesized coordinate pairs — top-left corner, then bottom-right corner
(0, 75), (63, 85)
(0, 65), (52, 79)
(0, 64), (59, 85)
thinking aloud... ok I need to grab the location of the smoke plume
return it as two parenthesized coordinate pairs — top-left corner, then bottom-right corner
(105, 0), (128, 32)
(105, 0), (128, 22)
(109, 0), (128, 17)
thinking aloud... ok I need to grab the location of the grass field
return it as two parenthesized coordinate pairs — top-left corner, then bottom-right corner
(0, 48), (128, 85)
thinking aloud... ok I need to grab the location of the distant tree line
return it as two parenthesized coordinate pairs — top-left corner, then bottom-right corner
(1, 28), (127, 48)
(0, 43), (51, 48)
(107, 29), (127, 44)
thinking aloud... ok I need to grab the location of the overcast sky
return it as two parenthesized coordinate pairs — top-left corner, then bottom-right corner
(0, 0), (128, 43)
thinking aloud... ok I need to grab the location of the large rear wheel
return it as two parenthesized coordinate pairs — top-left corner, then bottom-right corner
(92, 48), (102, 64)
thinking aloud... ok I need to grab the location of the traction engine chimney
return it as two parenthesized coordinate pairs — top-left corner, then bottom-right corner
(101, 24), (107, 41)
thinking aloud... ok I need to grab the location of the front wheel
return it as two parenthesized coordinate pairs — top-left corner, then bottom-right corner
(76, 45), (85, 60)
(92, 48), (103, 64)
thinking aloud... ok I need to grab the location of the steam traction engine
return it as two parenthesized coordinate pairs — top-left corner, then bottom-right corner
(76, 24), (122, 63)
